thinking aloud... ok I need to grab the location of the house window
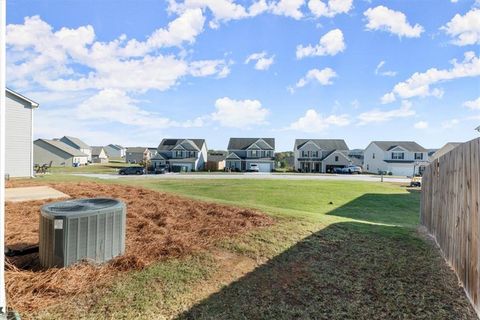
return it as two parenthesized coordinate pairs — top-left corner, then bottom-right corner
(175, 150), (183, 158)
(335, 156), (339, 162)
(312, 151), (318, 158)
(414, 153), (423, 160)
(392, 152), (404, 160)
(372, 153), (375, 159)
(250, 150), (258, 157)
(302, 150), (308, 157)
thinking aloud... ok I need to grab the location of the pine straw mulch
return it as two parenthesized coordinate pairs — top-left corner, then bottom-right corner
(4, 181), (274, 314)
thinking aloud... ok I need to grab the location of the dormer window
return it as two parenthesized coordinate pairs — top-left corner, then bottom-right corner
(392, 152), (404, 160)
(414, 153), (423, 160)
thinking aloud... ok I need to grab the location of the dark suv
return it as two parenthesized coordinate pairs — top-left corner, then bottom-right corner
(118, 166), (145, 175)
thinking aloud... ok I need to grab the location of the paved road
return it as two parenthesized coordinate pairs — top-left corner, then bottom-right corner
(73, 172), (411, 183)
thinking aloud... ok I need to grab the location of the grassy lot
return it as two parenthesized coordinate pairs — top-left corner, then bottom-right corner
(47, 161), (133, 174)
(28, 177), (475, 319)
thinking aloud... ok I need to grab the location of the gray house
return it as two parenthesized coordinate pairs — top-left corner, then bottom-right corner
(104, 144), (126, 158)
(430, 142), (461, 161)
(60, 136), (92, 162)
(152, 139), (207, 172)
(34, 139), (89, 166)
(226, 138), (275, 172)
(5, 88), (39, 177)
(91, 146), (109, 164)
(126, 147), (151, 164)
(294, 139), (350, 173)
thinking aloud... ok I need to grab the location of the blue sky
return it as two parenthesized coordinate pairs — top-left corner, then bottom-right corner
(6, 0), (480, 151)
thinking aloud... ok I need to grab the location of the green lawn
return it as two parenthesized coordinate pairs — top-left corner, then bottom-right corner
(33, 177), (476, 319)
(47, 161), (133, 174)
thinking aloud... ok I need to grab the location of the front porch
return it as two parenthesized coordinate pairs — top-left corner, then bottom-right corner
(298, 161), (322, 173)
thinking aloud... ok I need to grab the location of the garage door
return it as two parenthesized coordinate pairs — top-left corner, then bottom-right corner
(257, 163), (272, 172)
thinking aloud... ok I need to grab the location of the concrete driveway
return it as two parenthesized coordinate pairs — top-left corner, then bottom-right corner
(6, 186), (69, 202)
(74, 172), (411, 183)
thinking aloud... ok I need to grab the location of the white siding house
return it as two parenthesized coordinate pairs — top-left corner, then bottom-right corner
(60, 136), (92, 161)
(104, 144), (126, 158)
(293, 139), (350, 173)
(363, 141), (429, 176)
(5, 89), (39, 177)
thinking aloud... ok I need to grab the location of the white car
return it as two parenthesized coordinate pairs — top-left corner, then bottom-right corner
(341, 165), (362, 174)
(249, 163), (260, 172)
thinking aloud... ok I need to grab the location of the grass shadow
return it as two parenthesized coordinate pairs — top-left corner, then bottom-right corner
(177, 192), (475, 320)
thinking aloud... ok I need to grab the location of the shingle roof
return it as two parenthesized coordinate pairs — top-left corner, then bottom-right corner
(208, 151), (227, 162)
(61, 136), (91, 150)
(430, 142), (462, 159)
(372, 141), (427, 152)
(107, 144), (125, 150)
(36, 139), (88, 157)
(158, 139), (205, 151)
(126, 147), (149, 153)
(227, 138), (275, 150)
(294, 139), (349, 151)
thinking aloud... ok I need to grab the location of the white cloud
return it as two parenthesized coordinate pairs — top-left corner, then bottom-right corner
(464, 97), (480, 110)
(364, 6), (424, 38)
(6, 15), (228, 94)
(308, 0), (353, 18)
(414, 121), (429, 129)
(441, 118), (460, 129)
(288, 109), (350, 132)
(211, 97), (269, 128)
(374, 60), (397, 77)
(382, 51), (480, 103)
(271, 0), (306, 20)
(296, 29), (345, 59)
(358, 100), (415, 124)
(75, 89), (204, 129)
(245, 51), (275, 70)
(441, 9), (480, 46)
(293, 68), (337, 90)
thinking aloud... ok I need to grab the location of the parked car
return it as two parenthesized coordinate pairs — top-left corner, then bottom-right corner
(249, 163), (260, 172)
(333, 167), (344, 174)
(154, 166), (167, 174)
(118, 166), (145, 175)
(341, 165), (362, 174)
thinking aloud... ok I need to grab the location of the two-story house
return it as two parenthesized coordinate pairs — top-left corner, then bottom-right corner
(294, 139), (350, 173)
(59, 136), (92, 162)
(226, 138), (275, 172)
(125, 147), (151, 164)
(152, 139), (207, 172)
(363, 141), (429, 176)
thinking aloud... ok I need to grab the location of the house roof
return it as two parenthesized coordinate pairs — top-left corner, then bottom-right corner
(6, 88), (39, 108)
(158, 139), (205, 151)
(91, 146), (106, 156)
(430, 142), (462, 160)
(151, 153), (166, 160)
(36, 139), (88, 157)
(107, 144), (125, 150)
(126, 147), (149, 153)
(294, 139), (349, 151)
(208, 151), (227, 162)
(61, 136), (91, 150)
(227, 138), (275, 150)
(371, 141), (427, 152)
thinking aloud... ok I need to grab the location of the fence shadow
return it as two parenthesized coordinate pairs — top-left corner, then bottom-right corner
(177, 193), (476, 320)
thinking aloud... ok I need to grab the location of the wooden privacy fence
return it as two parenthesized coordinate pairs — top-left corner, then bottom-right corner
(421, 137), (480, 315)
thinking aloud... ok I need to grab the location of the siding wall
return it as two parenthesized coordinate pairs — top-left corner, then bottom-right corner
(5, 92), (33, 177)
(34, 140), (74, 167)
(421, 138), (480, 316)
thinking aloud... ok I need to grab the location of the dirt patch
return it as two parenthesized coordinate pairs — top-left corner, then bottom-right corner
(5, 181), (274, 314)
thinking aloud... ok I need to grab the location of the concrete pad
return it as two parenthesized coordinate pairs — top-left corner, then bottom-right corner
(6, 186), (70, 202)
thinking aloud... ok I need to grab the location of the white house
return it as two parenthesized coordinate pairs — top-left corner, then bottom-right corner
(60, 136), (92, 162)
(91, 146), (109, 163)
(293, 139), (350, 173)
(5, 88), (39, 177)
(364, 141), (429, 176)
(104, 144), (126, 158)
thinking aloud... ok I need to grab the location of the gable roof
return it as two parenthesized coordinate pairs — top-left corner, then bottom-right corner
(60, 136), (91, 150)
(227, 138), (275, 150)
(91, 146), (106, 156)
(158, 139), (205, 151)
(126, 147), (149, 153)
(107, 144), (125, 150)
(36, 139), (88, 157)
(6, 88), (39, 108)
(430, 142), (462, 160)
(294, 139), (349, 151)
(371, 141), (427, 152)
